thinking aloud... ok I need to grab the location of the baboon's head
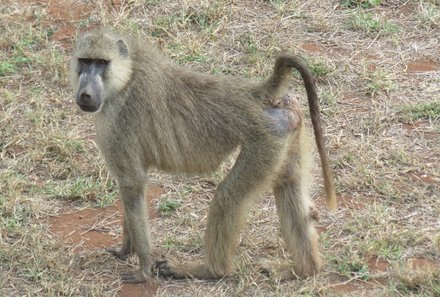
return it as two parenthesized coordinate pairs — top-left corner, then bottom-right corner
(70, 30), (132, 112)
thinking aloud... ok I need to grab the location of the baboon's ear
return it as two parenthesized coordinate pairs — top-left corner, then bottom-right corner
(116, 39), (128, 57)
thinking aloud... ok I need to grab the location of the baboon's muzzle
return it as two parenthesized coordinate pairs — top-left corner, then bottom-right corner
(76, 73), (102, 113)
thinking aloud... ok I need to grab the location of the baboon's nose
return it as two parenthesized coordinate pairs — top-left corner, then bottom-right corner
(77, 89), (93, 108)
(80, 90), (91, 99)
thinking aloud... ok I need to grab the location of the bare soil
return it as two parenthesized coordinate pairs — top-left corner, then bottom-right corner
(406, 59), (440, 73)
(48, 185), (164, 252)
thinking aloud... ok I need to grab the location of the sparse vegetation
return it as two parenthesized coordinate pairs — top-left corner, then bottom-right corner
(364, 69), (397, 95)
(1, 0), (439, 296)
(340, 0), (382, 9)
(158, 197), (181, 214)
(309, 58), (334, 79)
(348, 10), (399, 36)
(399, 102), (440, 123)
(0, 60), (15, 76)
(417, 1), (440, 28)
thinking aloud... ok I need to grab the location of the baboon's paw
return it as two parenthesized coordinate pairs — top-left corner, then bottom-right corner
(258, 261), (298, 281)
(155, 258), (183, 278)
(106, 246), (130, 260)
(120, 269), (150, 283)
(309, 205), (320, 222)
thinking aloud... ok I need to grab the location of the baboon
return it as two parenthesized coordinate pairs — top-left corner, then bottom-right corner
(70, 30), (337, 283)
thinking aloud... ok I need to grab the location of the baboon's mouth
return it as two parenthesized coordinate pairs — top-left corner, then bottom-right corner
(78, 104), (99, 112)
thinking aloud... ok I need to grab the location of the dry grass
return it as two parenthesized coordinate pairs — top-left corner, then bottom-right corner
(1, 0), (439, 296)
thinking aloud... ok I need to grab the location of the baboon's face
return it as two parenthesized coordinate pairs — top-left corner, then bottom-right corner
(75, 58), (108, 112)
(70, 32), (132, 113)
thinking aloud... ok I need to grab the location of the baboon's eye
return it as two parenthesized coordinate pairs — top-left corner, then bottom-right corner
(97, 59), (109, 65)
(79, 58), (93, 65)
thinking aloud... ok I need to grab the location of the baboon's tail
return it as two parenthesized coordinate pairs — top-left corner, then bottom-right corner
(267, 55), (337, 211)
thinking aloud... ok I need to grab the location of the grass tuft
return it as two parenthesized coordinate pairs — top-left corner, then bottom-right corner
(340, 0), (382, 9)
(398, 102), (440, 123)
(348, 10), (399, 36)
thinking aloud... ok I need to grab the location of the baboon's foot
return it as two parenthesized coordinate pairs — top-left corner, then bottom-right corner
(106, 246), (131, 260)
(259, 262), (297, 281)
(259, 261), (320, 281)
(120, 268), (151, 283)
(292, 248), (323, 278)
(155, 257), (224, 279)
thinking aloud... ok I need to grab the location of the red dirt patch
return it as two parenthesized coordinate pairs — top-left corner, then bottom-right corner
(45, 0), (90, 21)
(402, 121), (426, 131)
(367, 255), (390, 273)
(399, 3), (415, 16)
(339, 194), (366, 211)
(48, 185), (165, 252)
(406, 59), (440, 73)
(45, 0), (93, 48)
(408, 171), (437, 184)
(405, 257), (438, 271)
(118, 282), (159, 297)
(24, 0), (103, 49)
(325, 280), (375, 295)
(48, 185), (164, 296)
(301, 42), (322, 53)
(366, 63), (377, 72)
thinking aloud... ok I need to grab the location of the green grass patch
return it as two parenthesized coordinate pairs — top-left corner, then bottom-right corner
(239, 32), (258, 55)
(178, 53), (207, 64)
(1, 203), (33, 231)
(340, 0), (382, 8)
(44, 177), (117, 207)
(163, 237), (182, 249)
(364, 69), (397, 95)
(336, 260), (370, 280)
(151, 15), (182, 37)
(398, 102), (440, 122)
(348, 10), (399, 36)
(151, 5), (224, 37)
(267, 0), (300, 14)
(0, 61), (15, 76)
(319, 90), (340, 115)
(310, 59), (334, 78)
(158, 198), (181, 214)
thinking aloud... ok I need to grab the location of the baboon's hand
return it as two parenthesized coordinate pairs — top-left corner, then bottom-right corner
(106, 246), (131, 260)
(155, 258), (180, 278)
(120, 269), (150, 283)
(155, 260), (171, 276)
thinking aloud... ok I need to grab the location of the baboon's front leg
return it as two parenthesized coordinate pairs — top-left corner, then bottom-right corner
(117, 184), (153, 283)
(107, 217), (132, 260)
(156, 144), (279, 279)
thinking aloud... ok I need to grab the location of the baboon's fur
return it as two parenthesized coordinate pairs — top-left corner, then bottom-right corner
(70, 30), (336, 283)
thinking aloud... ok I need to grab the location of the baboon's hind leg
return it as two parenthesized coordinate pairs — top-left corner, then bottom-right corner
(156, 142), (281, 279)
(270, 132), (322, 280)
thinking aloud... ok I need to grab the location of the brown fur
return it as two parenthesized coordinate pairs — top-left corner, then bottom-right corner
(70, 30), (336, 283)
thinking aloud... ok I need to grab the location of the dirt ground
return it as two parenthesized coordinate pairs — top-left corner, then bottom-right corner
(1, 0), (439, 296)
